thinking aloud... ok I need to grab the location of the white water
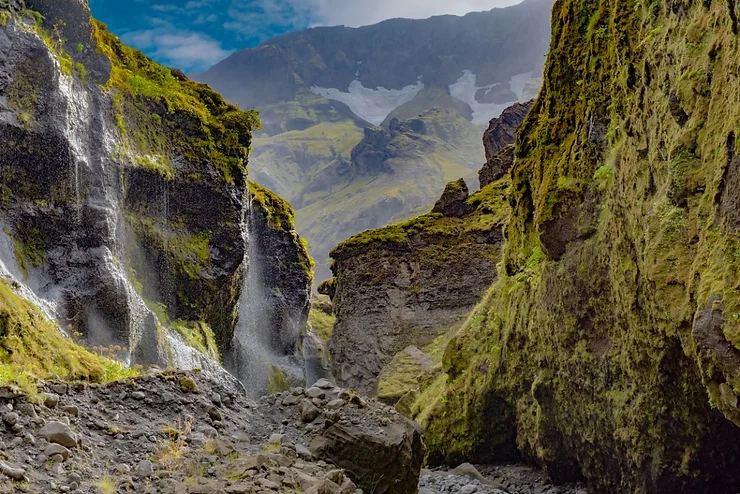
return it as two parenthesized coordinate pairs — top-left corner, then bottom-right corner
(310, 78), (425, 126)
(0, 226), (58, 322)
(57, 74), (90, 219)
(449, 70), (534, 124)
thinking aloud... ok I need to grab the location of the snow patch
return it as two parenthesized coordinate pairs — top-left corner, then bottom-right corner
(310, 79), (425, 126)
(449, 70), (533, 125)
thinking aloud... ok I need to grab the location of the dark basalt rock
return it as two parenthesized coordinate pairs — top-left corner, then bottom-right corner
(432, 179), (472, 218)
(482, 100), (533, 161)
(479, 145), (515, 189)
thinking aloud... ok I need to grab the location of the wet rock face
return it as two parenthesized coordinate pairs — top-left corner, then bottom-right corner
(25, 0), (111, 84)
(0, 3), (310, 378)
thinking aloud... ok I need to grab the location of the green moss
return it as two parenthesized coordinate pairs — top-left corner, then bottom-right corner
(308, 296), (335, 344)
(7, 60), (40, 129)
(424, 0), (740, 488)
(179, 375), (198, 393)
(249, 181), (296, 231)
(267, 366), (289, 395)
(172, 320), (219, 361)
(377, 350), (427, 403)
(0, 280), (137, 398)
(90, 21), (260, 184)
(125, 213), (211, 281)
(332, 177), (510, 261)
(249, 181), (314, 279)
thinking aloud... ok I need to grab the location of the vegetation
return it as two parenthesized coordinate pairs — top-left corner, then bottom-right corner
(267, 366), (289, 394)
(308, 295), (335, 344)
(249, 181), (297, 231)
(0, 280), (137, 399)
(421, 0), (740, 489)
(90, 21), (260, 183)
(331, 177), (510, 261)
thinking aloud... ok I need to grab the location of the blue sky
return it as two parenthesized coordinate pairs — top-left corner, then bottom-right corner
(88, 0), (521, 72)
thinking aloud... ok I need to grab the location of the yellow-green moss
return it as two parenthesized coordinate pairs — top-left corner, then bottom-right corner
(377, 350), (427, 403)
(94, 22), (259, 183)
(179, 375), (198, 393)
(424, 0), (740, 489)
(0, 280), (137, 398)
(267, 366), (289, 395)
(249, 181), (296, 231)
(172, 320), (219, 361)
(308, 295), (335, 344)
(249, 181), (315, 279)
(332, 177), (510, 261)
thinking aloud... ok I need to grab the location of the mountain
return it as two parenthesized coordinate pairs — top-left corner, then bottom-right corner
(197, 0), (552, 284)
(319, 0), (740, 491)
(324, 102), (527, 396)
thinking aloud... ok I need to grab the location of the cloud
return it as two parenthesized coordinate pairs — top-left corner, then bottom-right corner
(294, 0), (523, 27)
(122, 27), (234, 71)
(91, 0), (526, 72)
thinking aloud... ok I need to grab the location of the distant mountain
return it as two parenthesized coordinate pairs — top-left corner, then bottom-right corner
(197, 0), (552, 284)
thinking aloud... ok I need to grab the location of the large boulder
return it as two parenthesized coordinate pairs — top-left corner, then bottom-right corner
(310, 417), (424, 494)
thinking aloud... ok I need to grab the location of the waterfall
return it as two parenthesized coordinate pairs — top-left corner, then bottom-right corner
(231, 188), (287, 397)
(57, 74), (88, 221)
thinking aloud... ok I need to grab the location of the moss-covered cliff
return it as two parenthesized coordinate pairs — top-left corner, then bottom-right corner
(328, 175), (510, 396)
(422, 0), (740, 491)
(0, 0), (311, 386)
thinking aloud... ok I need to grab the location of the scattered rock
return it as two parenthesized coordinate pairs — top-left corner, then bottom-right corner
(326, 399), (344, 410)
(44, 443), (71, 461)
(44, 393), (60, 409)
(300, 400), (321, 423)
(0, 460), (25, 481)
(15, 403), (38, 419)
(137, 459), (154, 478)
(62, 405), (79, 417)
(2, 412), (19, 426)
(39, 421), (78, 448)
(310, 418), (424, 494)
(296, 443), (313, 460)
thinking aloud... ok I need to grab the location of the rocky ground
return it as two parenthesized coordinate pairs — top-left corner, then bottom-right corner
(0, 368), (588, 494)
(420, 464), (587, 494)
(0, 371), (421, 494)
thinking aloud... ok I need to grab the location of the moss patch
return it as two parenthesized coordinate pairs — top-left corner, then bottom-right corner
(424, 0), (740, 489)
(0, 280), (137, 398)
(308, 295), (335, 344)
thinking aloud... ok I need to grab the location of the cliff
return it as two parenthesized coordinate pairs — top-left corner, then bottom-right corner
(0, 0), (311, 392)
(195, 0), (553, 289)
(420, 0), (740, 491)
(327, 174), (510, 396)
(324, 101), (530, 399)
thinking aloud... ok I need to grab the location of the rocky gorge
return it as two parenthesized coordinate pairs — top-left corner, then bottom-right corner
(7, 0), (740, 492)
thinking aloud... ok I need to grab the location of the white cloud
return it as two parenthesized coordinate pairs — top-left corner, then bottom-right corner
(297, 0), (523, 27)
(122, 28), (233, 71)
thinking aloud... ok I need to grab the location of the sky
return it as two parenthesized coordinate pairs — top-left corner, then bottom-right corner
(88, 0), (523, 72)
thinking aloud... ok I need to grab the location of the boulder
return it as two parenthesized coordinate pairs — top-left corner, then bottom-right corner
(432, 179), (471, 218)
(39, 421), (77, 448)
(310, 418), (424, 494)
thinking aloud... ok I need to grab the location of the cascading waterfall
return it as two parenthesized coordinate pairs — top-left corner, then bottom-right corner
(230, 188), (291, 397)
